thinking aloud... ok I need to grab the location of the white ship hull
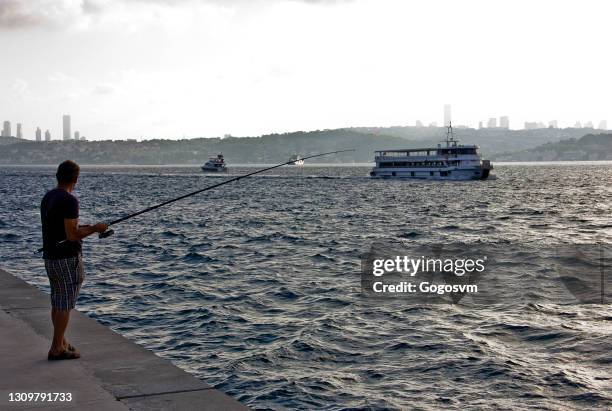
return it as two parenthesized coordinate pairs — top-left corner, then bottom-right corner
(201, 165), (227, 172)
(370, 165), (491, 180)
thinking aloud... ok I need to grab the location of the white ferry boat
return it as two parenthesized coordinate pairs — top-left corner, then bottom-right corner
(288, 154), (305, 165)
(201, 153), (228, 172)
(370, 124), (493, 180)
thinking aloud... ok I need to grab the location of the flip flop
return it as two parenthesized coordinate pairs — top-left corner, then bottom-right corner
(48, 350), (81, 361)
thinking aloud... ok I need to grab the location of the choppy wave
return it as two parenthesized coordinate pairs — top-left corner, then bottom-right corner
(1, 164), (611, 410)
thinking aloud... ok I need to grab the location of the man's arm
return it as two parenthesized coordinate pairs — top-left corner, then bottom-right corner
(64, 219), (108, 241)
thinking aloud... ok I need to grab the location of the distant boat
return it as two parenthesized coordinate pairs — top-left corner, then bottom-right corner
(370, 123), (493, 180)
(201, 153), (228, 172)
(288, 154), (304, 166)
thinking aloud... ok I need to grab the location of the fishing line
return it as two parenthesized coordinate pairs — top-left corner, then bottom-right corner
(37, 149), (354, 253)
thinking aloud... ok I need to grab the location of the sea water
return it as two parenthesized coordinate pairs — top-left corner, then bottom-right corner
(1, 163), (610, 410)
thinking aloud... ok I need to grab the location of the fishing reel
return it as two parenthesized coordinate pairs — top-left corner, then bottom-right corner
(99, 229), (115, 239)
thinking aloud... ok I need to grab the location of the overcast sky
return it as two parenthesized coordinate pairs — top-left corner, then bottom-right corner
(1, 0), (610, 140)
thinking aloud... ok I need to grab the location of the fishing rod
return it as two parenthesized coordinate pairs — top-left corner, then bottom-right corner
(37, 149), (354, 253)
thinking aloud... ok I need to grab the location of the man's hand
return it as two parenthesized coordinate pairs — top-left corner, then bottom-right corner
(93, 222), (109, 233)
(65, 219), (109, 241)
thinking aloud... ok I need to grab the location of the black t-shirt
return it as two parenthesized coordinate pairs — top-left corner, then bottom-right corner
(41, 188), (82, 259)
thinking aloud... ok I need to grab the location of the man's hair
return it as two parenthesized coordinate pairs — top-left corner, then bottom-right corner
(56, 160), (80, 184)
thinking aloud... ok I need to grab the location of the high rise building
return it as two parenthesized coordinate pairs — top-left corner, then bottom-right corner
(45, 130), (51, 141)
(487, 118), (497, 128)
(35, 127), (42, 142)
(499, 116), (509, 129)
(2, 121), (11, 137)
(415, 120), (423, 127)
(16, 123), (22, 139)
(548, 120), (558, 128)
(63, 115), (71, 140)
(443, 104), (451, 127)
(584, 121), (594, 128)
(74, 131), (80, 140)
(478, 121), (483, 129)
(574, 121), (582, 128)
(598, 120), (608, 130)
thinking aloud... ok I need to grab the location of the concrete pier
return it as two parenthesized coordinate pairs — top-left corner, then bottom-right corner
(0, 269), (248, 410)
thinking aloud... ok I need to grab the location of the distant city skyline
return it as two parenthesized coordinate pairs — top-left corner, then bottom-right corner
(0, 1), (610, 140)
(1, 107), (609, 142)
(0, 114), (87, 141)
(1, 102), (607, 142)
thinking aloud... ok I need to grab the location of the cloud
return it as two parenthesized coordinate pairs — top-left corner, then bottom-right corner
(0, 0), (90, 29)
(11, 78), (29, 96)
(0, 0), (43, 28)
(0, 0), (348, 29)
(48, 72), (77, 83)
(92, 84), (116, 95)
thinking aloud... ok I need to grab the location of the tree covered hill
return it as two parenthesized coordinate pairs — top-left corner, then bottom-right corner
(492, 133), (612, 161)
(0, 129), (407, 165)
(0, 127), (609, 165)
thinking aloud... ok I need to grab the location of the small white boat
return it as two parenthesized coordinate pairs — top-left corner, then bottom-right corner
(201, 153), (228, 172)
(288, 154), (305, 166)
(370, 123), (493, 180)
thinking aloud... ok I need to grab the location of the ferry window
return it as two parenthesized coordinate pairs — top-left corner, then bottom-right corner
(411, 171), (414, 177)
(430, 171), (434, 176)
(458, 148), (476, 155)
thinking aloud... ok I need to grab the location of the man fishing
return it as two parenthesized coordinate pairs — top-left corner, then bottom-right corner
(40, 160), (108, 360)
(36, 150), (351, 360)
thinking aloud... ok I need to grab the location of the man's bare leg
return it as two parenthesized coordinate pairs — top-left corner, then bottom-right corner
(50, 309), (71, 355)
(51, 308), (69, 351)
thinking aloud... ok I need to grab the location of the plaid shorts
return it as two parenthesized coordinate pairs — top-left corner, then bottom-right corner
(44, 255), (85, 311)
